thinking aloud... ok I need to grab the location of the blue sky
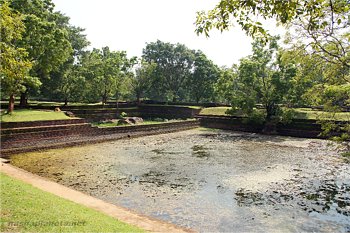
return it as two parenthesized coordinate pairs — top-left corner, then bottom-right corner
(52, 0), (281, 67)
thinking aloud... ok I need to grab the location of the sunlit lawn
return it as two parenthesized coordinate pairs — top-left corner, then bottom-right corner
(0, 109), (74, 122)
(0, 173), (144, 233)
(199, 107), (231, 116)
(292, 108), (350, 121)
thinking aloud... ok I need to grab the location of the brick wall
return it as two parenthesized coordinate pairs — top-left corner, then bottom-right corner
(1, 119), (88, 129)
(1, 120), (200, 154)
(197, 115), (332, 139)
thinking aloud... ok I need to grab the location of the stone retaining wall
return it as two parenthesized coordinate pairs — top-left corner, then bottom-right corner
(138, 105), (201, 119)
(1, 119), (88, 129)
(0, 120), (200, 155)
(197, 115), (329, 139)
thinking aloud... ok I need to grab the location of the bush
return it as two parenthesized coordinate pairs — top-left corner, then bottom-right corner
(280, 108), (297, 124)
(243, 109), (265, 125)
(117, 111), (127, 119)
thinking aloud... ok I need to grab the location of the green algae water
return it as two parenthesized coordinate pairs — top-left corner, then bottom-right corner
(11, 129), (350, 232)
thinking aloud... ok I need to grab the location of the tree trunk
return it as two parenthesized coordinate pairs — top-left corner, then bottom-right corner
(8, 94), (15, 113)
(19, 92), (28, 107)
(64, 98), (68, 106)
(102, 95), (106, 106)
(136, 93), (141, 105)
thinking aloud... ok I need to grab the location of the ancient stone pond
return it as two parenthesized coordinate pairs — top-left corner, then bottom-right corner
(11, 128), (350, 232)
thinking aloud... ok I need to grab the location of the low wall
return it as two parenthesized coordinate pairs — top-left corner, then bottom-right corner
(0, 120), (200, 156)
(1, 105), (200, 122)
(197, 115), (332, 139)
(137, 105), (200, 119)
(91, 120), (199, 135)
(197, 115), (264, 133)
(1, 119), (88, 129)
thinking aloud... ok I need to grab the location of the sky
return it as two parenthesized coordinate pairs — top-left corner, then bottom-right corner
(52, 0), (282, 67)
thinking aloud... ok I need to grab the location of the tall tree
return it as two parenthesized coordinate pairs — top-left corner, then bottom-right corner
(142, 40), (195, 102)
(45, 23), (90, 105)
(131, 60), (157, 104)
(0, 1), (34, 113)
(195, 0), (349, 85)
(228, 37), (296, 121)
(214, 66), (238, 104)
(189, 50), (220, 103)
(81, 47), (135, 105)
(5, 0), (72, 105)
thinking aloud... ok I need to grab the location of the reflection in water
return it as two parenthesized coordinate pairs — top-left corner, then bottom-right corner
(10, 129), (350, 232)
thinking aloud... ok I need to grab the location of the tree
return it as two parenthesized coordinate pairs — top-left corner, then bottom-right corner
(214, 66), (237, 104)
(195, 0), (349, 40)
(45, 24), (90, 105)
(189, 50), (220, 103)
(131, 60), (157, 104)
(142, 40), (195, 102)
(228, 37), (296, 122)
(81, 47), (135, 105)
(195, 0), (349, 85)
(5, 0), (73, 105)
(0, 1), (34, 113)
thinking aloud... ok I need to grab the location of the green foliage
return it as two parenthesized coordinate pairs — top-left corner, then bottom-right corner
(78, 47), (136, 104)
(120, 112), (128, 118)
(222, 36), (296, 121)
(242, 109), (265, 125)
(279, 108), (297, 124)
(195, 0), (350, 43)
(6, 0), (73, 80)
(131, 60), (156, 103)
(189, 51), (220, 103)
(142, 40), (223, 103)
(0, 1), (34, 111)
(214, 66), (237, 103)
(43, 25), (90, 104)
(142, 40), (195, 102)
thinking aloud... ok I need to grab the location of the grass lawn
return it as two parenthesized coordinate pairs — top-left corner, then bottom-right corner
(0, 109), (74, 122)
(0, 100), (105, 107)
(293, 108), (350, 121)
(0, 173), (144, 233)
(199, 107), (231, 116)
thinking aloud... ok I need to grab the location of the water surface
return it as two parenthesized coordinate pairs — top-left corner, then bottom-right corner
(11, 129), (350, 232)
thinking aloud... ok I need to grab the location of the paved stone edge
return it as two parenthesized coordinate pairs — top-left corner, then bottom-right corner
(0, 161), (195, 233)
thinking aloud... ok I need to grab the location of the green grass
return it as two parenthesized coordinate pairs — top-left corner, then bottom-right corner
(0, 109), (74, 122)
(199, 107), (231, 116)
(293, 108), (350, 121)
(0, 173), (144, 233)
